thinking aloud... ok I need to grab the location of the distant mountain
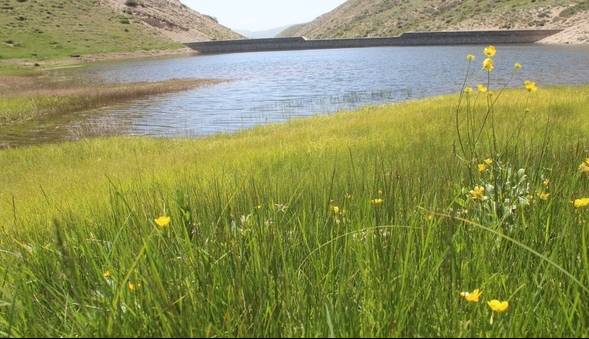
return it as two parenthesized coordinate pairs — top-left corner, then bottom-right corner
(237, 26), (292, 39)
(279, 0), (589, 44)
(0, 0), (242, 60)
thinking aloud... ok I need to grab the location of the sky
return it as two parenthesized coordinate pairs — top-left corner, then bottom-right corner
(183, 0), (346, 31)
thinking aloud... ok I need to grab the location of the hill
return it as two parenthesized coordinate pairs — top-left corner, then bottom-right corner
(0, 0), (241, 60)
(279, 0), (589, 44)
(104, 0), (241, 43)
(276, 23), (308, 38)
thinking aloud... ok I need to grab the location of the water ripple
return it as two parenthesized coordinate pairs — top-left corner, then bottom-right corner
(2, 44), (589, 147)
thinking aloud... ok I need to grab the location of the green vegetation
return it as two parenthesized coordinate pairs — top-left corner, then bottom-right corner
(0, 0), (180, 60)
(0, 63), (41, 76)
(0, 79), (218, 124)
(560, 0), (589, 17)
(1, 55), (588, 337)
(280, 0), (583, 38)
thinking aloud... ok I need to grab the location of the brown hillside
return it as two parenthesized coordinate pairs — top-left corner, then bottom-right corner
(104, 0), (242, 42)
(280, 0), (589, 44)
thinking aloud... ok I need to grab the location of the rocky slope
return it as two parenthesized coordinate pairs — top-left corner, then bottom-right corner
(104, 0), (241, 42)
(279, 0), (589, 44)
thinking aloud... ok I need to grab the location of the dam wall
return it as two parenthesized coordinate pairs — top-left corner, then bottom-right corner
(186, 30), (562, 54)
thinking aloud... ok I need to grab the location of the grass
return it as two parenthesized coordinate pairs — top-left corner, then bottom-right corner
(0, 46), (588, 337)
(0, 78), (219, 124)
(0, 77), (588, 336)
(0, 0), (180, 60)
(0, 63), (41, 76)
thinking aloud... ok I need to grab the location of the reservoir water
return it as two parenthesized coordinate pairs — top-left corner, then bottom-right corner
(2, 44), (589, 147)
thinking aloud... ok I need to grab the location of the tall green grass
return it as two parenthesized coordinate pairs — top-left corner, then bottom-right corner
(0, 75), (588, 335)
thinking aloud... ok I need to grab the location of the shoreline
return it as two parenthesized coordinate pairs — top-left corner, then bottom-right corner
(0, 78), (222, 127)
(2, 84), (587, 150)
(2, 39), (587, 76)
(0, 48), (198, 75)
(3, 37), (588, 76)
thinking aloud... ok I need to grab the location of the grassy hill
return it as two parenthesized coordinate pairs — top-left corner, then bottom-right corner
(279, 0), (589, 44)
(0, 0), (239, 60)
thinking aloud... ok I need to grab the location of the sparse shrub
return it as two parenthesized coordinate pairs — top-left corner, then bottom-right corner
(125, 0), (140, 7)
(559, 2), (589, 18)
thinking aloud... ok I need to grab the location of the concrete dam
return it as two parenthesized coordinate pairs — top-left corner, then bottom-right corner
(186, 30), (562, 55)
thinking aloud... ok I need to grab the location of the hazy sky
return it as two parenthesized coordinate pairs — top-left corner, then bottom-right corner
(183, 0), (346, 31)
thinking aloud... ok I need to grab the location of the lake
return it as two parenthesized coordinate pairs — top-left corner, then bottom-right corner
(2, 44), (589, 147)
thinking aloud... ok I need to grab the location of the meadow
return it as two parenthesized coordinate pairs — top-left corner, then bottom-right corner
(0, 49), (588, 337)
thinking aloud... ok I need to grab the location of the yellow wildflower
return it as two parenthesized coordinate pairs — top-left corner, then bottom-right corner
(467, 54), (476, 62)
(579, 158), (589, 174)
(155, 215), (171, 229)
(482, 58), (494, 72)
(103, 271), (112, 279)
(477, 84), (488, 93)
(469, 186), (487, 201)
(371, 198), (384, 206)
(464, 86), (473, 95)
(543, 179), (550, 187)
(487, 300), (509, 313)
(128, 281), (140, 291)
(524, 80), (538, 93)
(331, 205), (341, 215)
(460, 289), (482, 303)
(477, 158), (492, 173)
(574, 198), (589, 209)
(538, 192), (550, 201)
(514, 63), (522, 71)
(484, 45), (496, 58)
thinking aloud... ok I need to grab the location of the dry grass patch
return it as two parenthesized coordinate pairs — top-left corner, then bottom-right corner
(0, 78), (221, 124)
